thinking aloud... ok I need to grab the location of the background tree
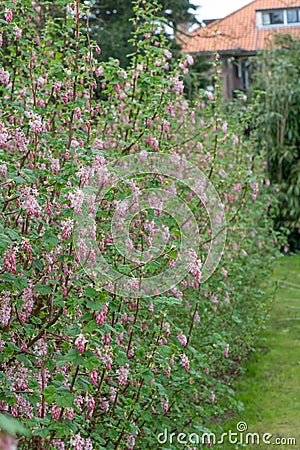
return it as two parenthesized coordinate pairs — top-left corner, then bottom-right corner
(252, 34), (300, 250)
(87, 0), (199, 67)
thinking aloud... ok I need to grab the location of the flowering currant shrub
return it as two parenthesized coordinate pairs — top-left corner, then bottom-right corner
(0, 1), (281, 449)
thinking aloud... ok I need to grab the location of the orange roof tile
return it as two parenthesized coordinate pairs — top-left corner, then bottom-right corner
(183, 0), (300, 54)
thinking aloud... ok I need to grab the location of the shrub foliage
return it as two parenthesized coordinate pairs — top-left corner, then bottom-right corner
(0, 1), (280, 448)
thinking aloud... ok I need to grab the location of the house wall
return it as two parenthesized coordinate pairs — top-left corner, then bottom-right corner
(222, 58), (244, 99)
(222, 56), (249, 99)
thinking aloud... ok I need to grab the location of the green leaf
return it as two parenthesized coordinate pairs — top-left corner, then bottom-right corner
(42, 233), (60, 248)
(83, 319), (97, 333)
(16, 354), (33, 367)
(23, 169), (37, 183)
(0, 273), (15, 282)
(14, 276), (28, 291)
(0, 414), (30, 437)
(42, 386), (56, 403)
(34, 284), (52, 295)
(155, 296), (182, 306)
(32, 427), (51, 438)
(86, 299), (105, 310)
(10, 174), (25, 184)
(5, 229), (20, 241)
(83, 286), (100, 297)
(33, 259), (43, 271)
(84, 356), (100, 371)
(0, 234), (12, 248)
(55, 391), (75, 408)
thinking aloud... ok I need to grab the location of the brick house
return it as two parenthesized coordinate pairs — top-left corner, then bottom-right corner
(182, 0), (300, 98)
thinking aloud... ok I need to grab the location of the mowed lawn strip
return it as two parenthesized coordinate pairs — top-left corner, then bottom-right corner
(221, 255), (300, 449)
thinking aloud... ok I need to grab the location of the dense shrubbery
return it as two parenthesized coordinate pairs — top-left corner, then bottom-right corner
(0, 1), (282, 448)
(251, 34), (300, 251)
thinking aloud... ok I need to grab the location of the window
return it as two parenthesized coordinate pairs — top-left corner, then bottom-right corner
(259, 8), (300, 27)
(262, 11), (284, 25)
(287, 9), (300, 23)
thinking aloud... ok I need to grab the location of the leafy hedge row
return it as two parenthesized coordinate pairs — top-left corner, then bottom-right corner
(0, 1), (281, 448)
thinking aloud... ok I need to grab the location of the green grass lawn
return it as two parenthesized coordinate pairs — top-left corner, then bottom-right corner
(221, 254), (300, 449)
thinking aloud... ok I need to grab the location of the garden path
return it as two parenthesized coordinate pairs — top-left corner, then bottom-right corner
(222, 255), (300, 449)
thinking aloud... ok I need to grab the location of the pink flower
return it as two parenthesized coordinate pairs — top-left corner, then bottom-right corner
(61, 92), (68, 105)
(85, 438), (93, 450)
(169, 259), (175, 269)
(117, 364), (129, 386)
(69, 188), (84, 214)
(89, 368), (98, 385)
(162, 118), (170, 132)
(194, 311), (200, 323)
(186, 55), (194, 66)
(96, 305), (108, 326)
(87, 397), (95, 412)
(127, 278), (140, 292)
(70, 434), (85, 450)
(109, 386), (117, 403)
(221, 267), (228, 278)
(0, 291), (11, 327)
(222, 122), (228, 134)
(29, 114), (43, 134)
(205, 90), (214, 101)
(164, 49), (172, 59)
(164, 366), (171, 378)
(5, 9), (13, 23)
(20, 286), (34, 323)
(177, 332), (187, 347)
(65, 408), (75, 421)
(99, 397), (109, 412)
(36, 77), (46, 89)
(0, 164), (7, 178)
(0, 68), (10, 86)
(161, 398), (169, 413)
(180, 353), (190, 372)
(3, 249), (16, 275)
(13, 25), (22, 39)
(61, 218), (73, 240)
(170, 76), (184, 95)
(21, 188), (41, 217)
(54, 81), (62, 92)
(233, 135), (239, 147)
(102, 333), (111, 346)
(126, 434), (136, 449)
(162, 225), (170, 243)
(52, 405), (61, 421)
(75, 333), (87, 355)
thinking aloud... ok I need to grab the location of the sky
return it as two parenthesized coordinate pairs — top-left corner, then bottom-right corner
(192, 0), (252, 22)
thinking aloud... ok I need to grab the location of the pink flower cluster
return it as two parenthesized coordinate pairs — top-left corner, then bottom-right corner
(0, 68), (10, 86)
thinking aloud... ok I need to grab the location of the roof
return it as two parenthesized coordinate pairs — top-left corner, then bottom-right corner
(183, 0), (300, 54)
